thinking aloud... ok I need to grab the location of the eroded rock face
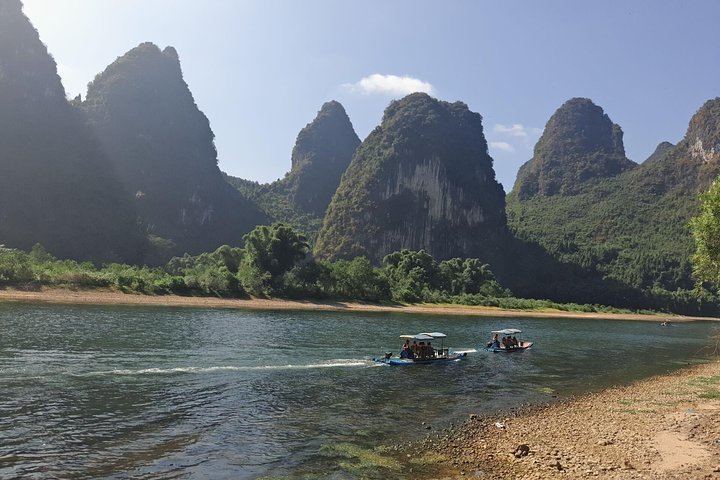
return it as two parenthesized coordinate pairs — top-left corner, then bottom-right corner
(315, 93), (507, 263)
(83, 42), (265, 256)
(513, 98), (635, 199)
(686, 98), (720, 166)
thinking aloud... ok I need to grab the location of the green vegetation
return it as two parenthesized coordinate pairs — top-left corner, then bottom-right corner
(383, 249), (507, 302)
(687, 375), (720, 399)
(318, 443), (401, 476)
(0, 224), (677, 316)
(690, 180), (720, 288)
(226, 176), (324, 243)
(239, 223), (310, 295)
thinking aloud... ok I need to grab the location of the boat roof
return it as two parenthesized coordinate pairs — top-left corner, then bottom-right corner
(420, 332), (447, 339)
(400, 332), (446, 340)
(491, 328), (522, 335)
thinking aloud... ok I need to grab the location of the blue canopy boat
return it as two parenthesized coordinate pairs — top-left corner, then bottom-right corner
(485, 328), (533, 352)
(373, 332), (467, 365)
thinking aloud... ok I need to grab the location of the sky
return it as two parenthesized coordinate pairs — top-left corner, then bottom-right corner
(22, 0), (720, 191)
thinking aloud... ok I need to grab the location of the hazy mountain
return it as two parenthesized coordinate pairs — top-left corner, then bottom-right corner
(0, 0), (144, 262)
(314, 93), (507, 264)
(83, 42), (266, 258)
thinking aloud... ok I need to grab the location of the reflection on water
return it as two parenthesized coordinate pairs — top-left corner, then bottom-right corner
(0, 303), (716, 478)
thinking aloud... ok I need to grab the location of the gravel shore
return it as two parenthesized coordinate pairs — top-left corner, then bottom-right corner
(406, 360), (720, 479)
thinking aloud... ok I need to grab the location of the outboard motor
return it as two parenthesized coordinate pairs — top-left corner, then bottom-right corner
(384, 352), (392, 360)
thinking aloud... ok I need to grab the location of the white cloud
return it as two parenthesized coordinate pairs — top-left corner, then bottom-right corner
(490, 141), (515, 153)
(493, 123), (541, 138)
(342, 74), (434, 96)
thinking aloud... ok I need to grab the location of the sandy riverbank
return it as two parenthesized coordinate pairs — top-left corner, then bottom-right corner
(0, 287), (715, 322)
(406, 359), (720, 479)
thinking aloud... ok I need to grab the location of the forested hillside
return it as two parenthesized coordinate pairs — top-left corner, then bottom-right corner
(508, 97), (720, 297)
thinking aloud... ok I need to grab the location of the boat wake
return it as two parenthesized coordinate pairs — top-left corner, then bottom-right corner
(451, 349), (478, 354)
(74, 359), (376, 376)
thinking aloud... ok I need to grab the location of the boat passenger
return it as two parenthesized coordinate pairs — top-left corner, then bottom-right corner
(501, 336), (509, 349)
(400, 346), (412, 359)
(411, 341), (418, 353)
(427, 341), (435, 357)
(490, 333), (500, 349)
(511, 336), (519, 348)
(418, 341), (426, 358)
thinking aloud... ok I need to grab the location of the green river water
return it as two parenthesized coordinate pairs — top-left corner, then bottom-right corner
(0, 303), (716, 478)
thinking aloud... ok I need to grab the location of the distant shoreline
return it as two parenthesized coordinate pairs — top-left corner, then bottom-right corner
(0, 287), (716, 322)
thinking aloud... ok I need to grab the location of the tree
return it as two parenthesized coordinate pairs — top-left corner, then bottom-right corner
(383, 249), (441, 302)
(240, 223), (309, 294)
(326, 257), (390, 301)
(690, 180), (720, 287)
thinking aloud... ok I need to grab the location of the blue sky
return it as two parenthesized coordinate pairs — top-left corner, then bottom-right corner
(23, 0), (720, 191)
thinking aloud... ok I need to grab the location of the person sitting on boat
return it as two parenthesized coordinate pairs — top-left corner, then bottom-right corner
(427, 341), (435, 357)
(411, 341), (418, 354)
(501, 336), (509, 349)
(400, 346), (413, 359)
(510, 336), (519, 348)
(418, 341), (426, 358)
(488, 333), (500, 349)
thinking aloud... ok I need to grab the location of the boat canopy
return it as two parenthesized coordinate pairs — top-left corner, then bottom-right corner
(491, 328), (522, 335)
(420, 332), (447, 339)
(400, 333), (446, 341)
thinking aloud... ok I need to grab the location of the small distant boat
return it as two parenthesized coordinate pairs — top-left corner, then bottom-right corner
(373, 332), (467, 365)
(485, 328), (533, 353)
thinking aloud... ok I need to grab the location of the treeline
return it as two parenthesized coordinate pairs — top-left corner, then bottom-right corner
(0, 223), (658, 315)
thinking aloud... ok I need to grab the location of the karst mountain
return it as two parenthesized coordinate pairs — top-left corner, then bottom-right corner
(83, 42), (266, 258)
(0, 0), (144, 262)
(315, 93), (508, 264)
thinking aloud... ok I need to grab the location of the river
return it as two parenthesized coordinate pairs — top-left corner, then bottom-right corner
(0, 303), (716, 478)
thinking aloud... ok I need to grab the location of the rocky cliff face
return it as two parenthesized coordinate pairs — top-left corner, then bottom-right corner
(513, 98), (635, 199)
(0, 0), (144, 261)
(83, 43), (265, 257)
(281, 101), (360, 216)
(685, 98), (720, 187)
(315, 93), (507, 263)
